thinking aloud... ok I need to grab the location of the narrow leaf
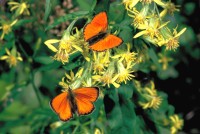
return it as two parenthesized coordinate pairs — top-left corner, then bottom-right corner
(44, 0), (52, 21)
(45, 11), (89, 30)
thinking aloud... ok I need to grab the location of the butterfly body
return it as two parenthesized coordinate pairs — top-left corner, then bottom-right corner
(67, 88), (77, 114)
(84, 12), (123, 51)
(50, 87), (99, 121)
(88, 32), (107, 45)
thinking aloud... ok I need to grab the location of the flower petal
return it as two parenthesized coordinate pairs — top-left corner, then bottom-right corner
(134, 30), (147, 38)
(0, 56), (8, 60)
(175, 28), (186, 38)
(8, 2), (19, 5)
(10, 19), (18, 26)
(44, 39), (60, 52)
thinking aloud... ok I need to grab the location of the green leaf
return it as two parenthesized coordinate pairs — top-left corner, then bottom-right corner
(45, 11), (90, 30)
(0, 39), (15, 56)
(105, 86), (137, 134)
(44, 0), (52, 21)
(109, 1), (126, 22)
(90, 0), (97, 11)
(62, 62), (80, 71)
(13, 19), (35, 29)
(0, 101), (29, 120)
(158, 66), (179, 79)
(37, 61), (61, 71)
(148, 48), (162, 70)
(117, 83), (133, 99)
(93, 0), (110, 13)
(184, 2), (196, 15)
(34, 56), (54, 65)
(77, 0), (92, 10)
(9, 125), (31, 134)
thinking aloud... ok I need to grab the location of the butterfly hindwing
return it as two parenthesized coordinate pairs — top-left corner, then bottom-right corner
(84, 12), (108, 41)
(50, 92), (73, 121)
(89, 34), (123, 51)
(73, 87), (99, 115)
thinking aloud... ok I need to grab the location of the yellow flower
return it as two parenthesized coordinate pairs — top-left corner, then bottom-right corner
(59, 76), (70, 90)
(82, 77), (93, 87)
(138, 81), (162, 110)
(169, 114), (184, 134)
(45, 39), (70, 63)
(142, 0), (165, 6)
(0, 48), (23, 67)
(44, 29), (84, 64)
(94, 128), (103, 134)
(116, 61), (135, 84)
(92, 51), (110, 74)
(112, 43), (137, 66)
(139, 96), (162, 109)
(159, 27), (186, 51)
(8, 1), (30, 16)
(92, 62), (119, 88)
(122, 0), (139, 9)
(59, 68), (84, 90)
(93, 74), (119, 88)
(158, 53), (173, 70)
(0, 19), (18, 39)
(134, 17), (169, 40)
(50, 121), (63, 129)
(123, 0), (165, 9)
(127, 7), (148, 28)
(160, 1), (180, 18)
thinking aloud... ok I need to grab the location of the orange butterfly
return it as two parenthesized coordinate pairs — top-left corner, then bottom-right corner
(50, 87), (99, 121)
(84, 12), (123, 51)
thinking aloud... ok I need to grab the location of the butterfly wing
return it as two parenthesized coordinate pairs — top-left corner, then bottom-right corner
(89, 34), (123, 51)
(50, 92), (73, 121)
(73, 87), (99, 115)
(84, 12), (108, 41)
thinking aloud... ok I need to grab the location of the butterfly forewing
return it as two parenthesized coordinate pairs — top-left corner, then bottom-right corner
(73, 87), (99, 115)
(84, 12), (108, 41)
(50, 92), (73, 121)
(89, 34), (123, 51)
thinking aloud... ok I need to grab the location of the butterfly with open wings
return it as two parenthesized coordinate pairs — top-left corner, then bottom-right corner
(50, 87), (99, 121)
(84, 12), (123, 51)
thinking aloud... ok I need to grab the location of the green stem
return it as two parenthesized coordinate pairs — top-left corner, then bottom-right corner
(31, 71), (43, 107)
(18, 40), (43, 107)
(83, 120), (92, 126)
(72, 125), (79, 134)
(18, 43), (30, 59)
(154, 2), (162, 21)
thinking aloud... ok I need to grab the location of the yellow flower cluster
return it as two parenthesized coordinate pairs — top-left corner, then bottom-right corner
(8, 1), (30, 16)
(169, 114), (184, 134)
(135, 81), (162, 110)
(0, 1), (30, 40)
(92, 44), (137, 88)
(45, 28), (88, 64)
(158, 52), (173, 70)
(59, 68), (84, 90)
(161, 114), (184, 134)
(0, 48), (23, 67)
(0, 1), (30, 67)
(0, 19), (18, 40)
(45, 15), (138, 88)
(43, 1), (186, 133)
(52, 43), (137, 89)
(124, 0), (186, 51)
